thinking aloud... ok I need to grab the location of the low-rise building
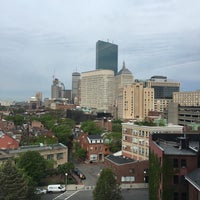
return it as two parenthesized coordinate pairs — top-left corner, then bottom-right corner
(5, 143), (68, 168)
(149, 133), (200, 200)
(0, 131), (19, 150)
(78, 133), (110, 162)
(105, 154), (148, 187)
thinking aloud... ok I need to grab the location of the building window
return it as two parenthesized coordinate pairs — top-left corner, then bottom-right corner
(181, 159), (187, 168)
(47, 154), (54, 160)
(173, 175), (179, 184)
(173, 158), (178, 168)
(181, 193), (187, 200)
(173, 192), (179, 200)
(129, 169), (135, 174)
(57, 153), (63, 160)
(181, 175), (186, 185)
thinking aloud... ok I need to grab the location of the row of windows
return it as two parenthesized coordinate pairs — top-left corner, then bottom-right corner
(173, 158), (187, 168)
(89, 146), (103, 151)
(173, 192), (187, 200)
(47, 153), (64, 160)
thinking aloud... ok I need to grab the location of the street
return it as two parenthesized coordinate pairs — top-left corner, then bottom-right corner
(41, 162), (149, 200)
(41, 188), (149, 200)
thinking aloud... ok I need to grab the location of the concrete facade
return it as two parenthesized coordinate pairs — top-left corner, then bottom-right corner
(123, 82), (154, 120)
(173, 91), (200, 107)
(80, 70), (115, 112)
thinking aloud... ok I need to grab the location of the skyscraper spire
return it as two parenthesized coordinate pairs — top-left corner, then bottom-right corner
(122, 61), (126, 69)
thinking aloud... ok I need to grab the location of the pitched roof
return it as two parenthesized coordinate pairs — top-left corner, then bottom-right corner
(185, 168), (200, 191)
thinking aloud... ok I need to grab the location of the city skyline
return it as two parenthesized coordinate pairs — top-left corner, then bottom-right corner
(0, 0), (200, 101)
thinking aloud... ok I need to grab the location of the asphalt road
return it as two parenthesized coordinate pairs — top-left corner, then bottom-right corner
(75, 162), (104, 186)
(41, 188), (149, 200)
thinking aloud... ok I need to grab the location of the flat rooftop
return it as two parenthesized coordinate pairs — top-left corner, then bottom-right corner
(106, 155), (135, 165)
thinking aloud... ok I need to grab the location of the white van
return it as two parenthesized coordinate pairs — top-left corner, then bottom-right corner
(47, 184), (66, 193)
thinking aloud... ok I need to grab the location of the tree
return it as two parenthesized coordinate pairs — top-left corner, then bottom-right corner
(16, 151), (48, 185)
(0, 160), (29, 200)
(105, 132), (122, 153)
(73, 141), (87, 161)
(81, 120), (103, 135)
(93, 168), (123, 200)
(57, 162), (74, 176)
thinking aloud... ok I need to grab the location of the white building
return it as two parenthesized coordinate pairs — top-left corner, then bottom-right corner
(80, 69), (115, 112)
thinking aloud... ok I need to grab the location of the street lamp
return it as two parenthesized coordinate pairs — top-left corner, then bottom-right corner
(65, 173), (68, 189)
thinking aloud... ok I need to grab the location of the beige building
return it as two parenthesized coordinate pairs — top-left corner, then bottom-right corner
(115, 62), (134, 119)
(7, 143), (68, 168)
(173, 91), (200, 106)
(80, 69), (115, 112)
(123, 82), (154, 120)
(122, 122), (183, 160)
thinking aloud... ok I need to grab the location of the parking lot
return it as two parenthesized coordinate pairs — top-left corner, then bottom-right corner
(40, 162), (149, 200)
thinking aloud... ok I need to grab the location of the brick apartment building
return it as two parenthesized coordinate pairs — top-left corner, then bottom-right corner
(78, 133), (110, 162)
(105, 154), (148, 186)
(149, 133), (200, 200)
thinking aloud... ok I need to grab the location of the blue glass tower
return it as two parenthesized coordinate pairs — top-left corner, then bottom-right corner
(96, 40), (118, 75)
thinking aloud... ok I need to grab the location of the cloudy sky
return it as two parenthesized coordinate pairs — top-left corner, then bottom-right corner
(0, 0), (200, 101)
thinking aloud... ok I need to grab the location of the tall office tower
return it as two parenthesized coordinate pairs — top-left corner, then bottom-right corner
(80, 69), (115, 112)
(145, 76), (180, 112)
(71, 72), (80, 104)
(51, 78), (61, 99)
(114, 61), (134, 118)
(123, 82), (154, 120)
(96, 40), (118, 75)
(35, 92), (42, 107)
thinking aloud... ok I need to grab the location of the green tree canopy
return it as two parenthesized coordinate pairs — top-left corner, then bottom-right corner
(81, 120), (103, 135)
(72, 141), (87, 161)
(16, 151), (48, 185)
(0, 160), (29, 200)
(57, 162), (74, 175)
(4, 114), (25, 126)
(93, 168), (123, 200)
(105, 132), (122, 153)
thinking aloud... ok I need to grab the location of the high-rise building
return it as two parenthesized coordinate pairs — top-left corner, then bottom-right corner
(51, 78), (61, 99)
(115, 61), (134, 118)
(146, 76), (180, 99)
(80, 69), (115, 112)
(123, 82), (154, 120)
(72, 72), (80, 104)
(145, 76), (180, 112)
(96, 40), (118, 75)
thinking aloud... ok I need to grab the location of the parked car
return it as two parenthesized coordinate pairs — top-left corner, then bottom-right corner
(34, 188), (47, 195)
(47, 184), (66, 193)
(73, 168), (86, 180)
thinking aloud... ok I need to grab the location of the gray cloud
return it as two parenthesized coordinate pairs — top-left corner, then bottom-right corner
(0, 0), (200, 101)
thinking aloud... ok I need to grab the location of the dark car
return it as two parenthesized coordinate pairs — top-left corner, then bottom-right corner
(73, 168), (86, 180)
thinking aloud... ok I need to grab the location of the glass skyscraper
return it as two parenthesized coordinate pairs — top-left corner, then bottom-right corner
(96, 40), (118, 75)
